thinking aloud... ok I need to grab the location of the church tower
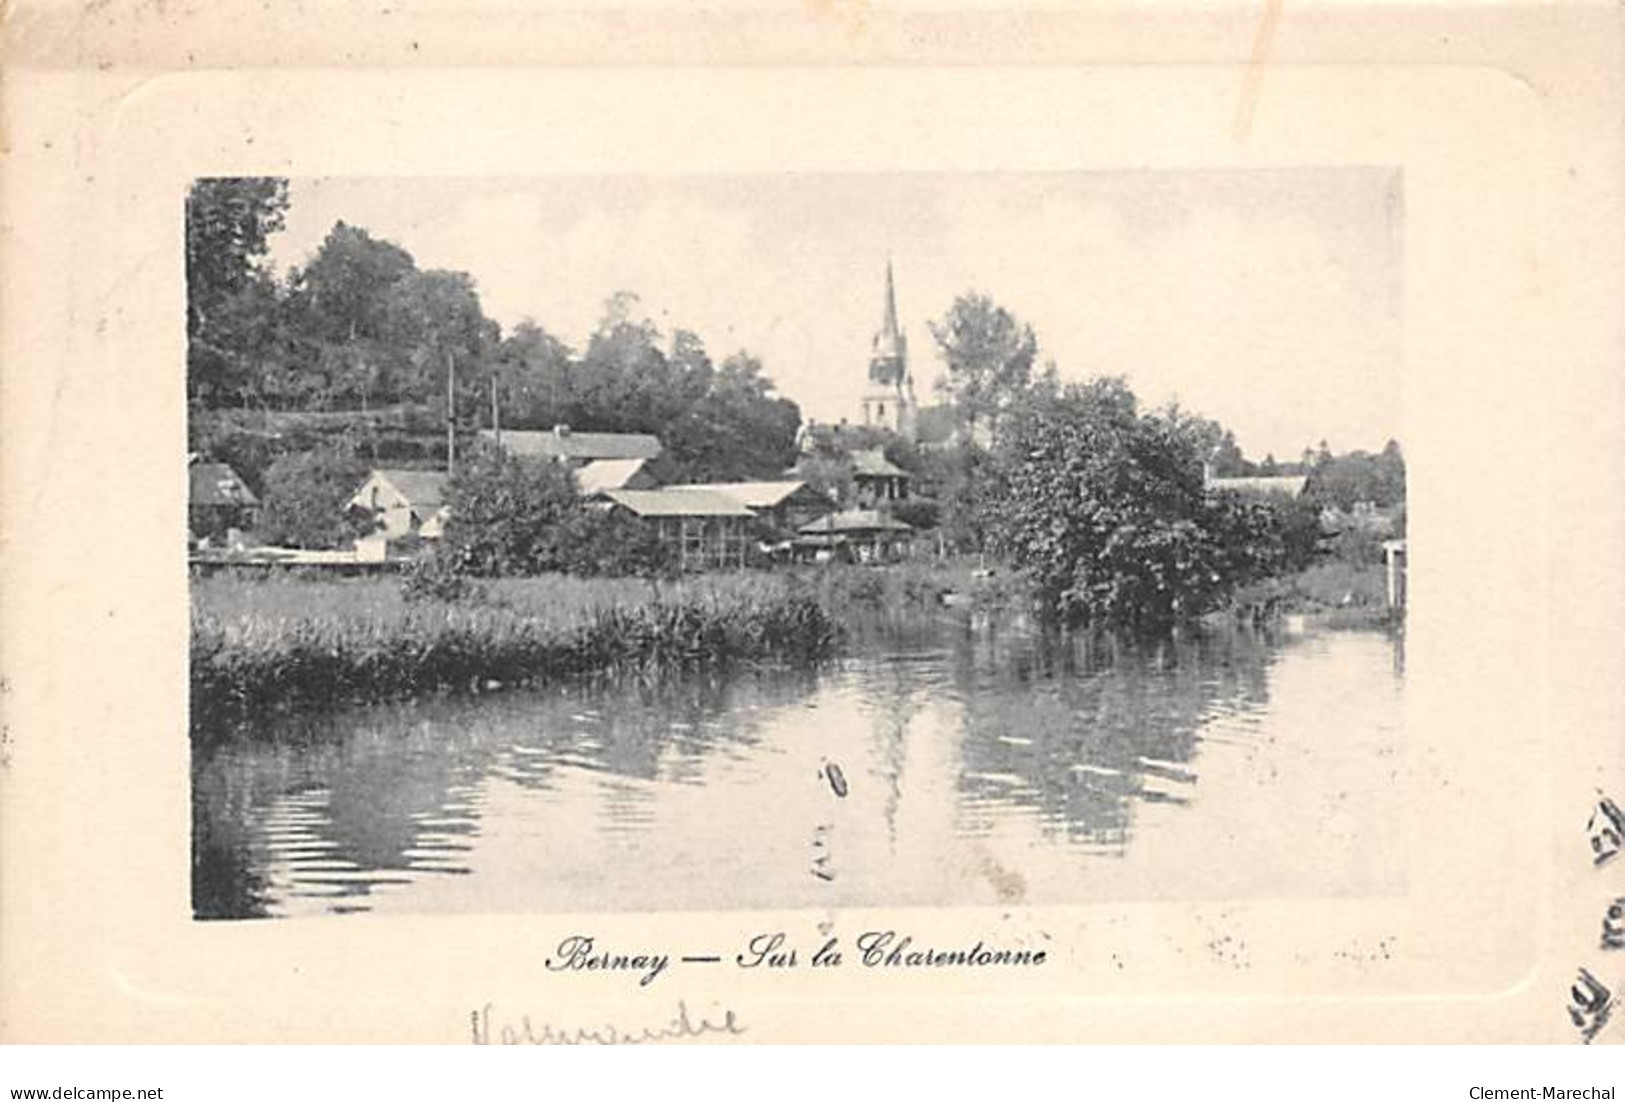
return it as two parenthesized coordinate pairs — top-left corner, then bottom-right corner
(861, 260), (918, 440)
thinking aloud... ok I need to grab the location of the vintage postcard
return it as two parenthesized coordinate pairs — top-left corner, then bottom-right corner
(1, 1), (1621, 1045)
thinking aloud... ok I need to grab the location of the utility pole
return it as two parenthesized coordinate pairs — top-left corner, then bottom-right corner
(445, 349), (456, 476)
(490, 373), (501, 447)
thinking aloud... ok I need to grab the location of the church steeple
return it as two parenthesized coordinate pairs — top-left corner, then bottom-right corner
(869, 258), (907, 376)
(862, 259), (918, 441)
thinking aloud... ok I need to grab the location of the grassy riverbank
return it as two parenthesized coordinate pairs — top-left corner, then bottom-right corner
(190, 556), (1390, 738)
(191, 570), (843, 736)
(1226, 560), (1397, 628)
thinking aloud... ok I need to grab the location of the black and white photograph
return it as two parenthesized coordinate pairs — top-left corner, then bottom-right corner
(5, 0), (1623, 1068)
(187, 170), (1409, 920)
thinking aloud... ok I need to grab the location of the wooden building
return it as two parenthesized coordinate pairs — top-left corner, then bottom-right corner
(595, 488), (755, 570)
(797, 509), (913, 563)
(666, 480), (835, 536)
(850, 449), (911, 507)
(188, 460), (260, 540)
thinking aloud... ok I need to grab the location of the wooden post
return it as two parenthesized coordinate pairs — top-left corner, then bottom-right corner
(445, 350), (456, 475)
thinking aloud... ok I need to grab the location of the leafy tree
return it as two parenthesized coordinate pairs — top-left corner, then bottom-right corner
(1162, 403), (1251, 477)
(673, 351), (801, 481)
(287, 222), (416, 345)
(281, 221), (421, 407)
(515, 295), (800, 482)
(928, 292), (1038, 441)
(256, 445), (375, 548)
(1305, 444), (1407, 511)
(921, 441), (996, 553)
(987, 378), (1279, 631)
(494, 319), (578, 428)
(385, 269), (502, 418)
(437, 444), (675, 578)
(185, 178), (290, 407)
(438, 445), (586, 576)
(559, 507), (678, 579)
(892, 498), (941, 531)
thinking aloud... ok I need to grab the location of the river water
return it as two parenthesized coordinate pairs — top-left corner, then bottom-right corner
(192, 617), (1406, 919)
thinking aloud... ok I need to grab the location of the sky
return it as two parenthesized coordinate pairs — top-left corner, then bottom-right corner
(265, 169), (1403, 461)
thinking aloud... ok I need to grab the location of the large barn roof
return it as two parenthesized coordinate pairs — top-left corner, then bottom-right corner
(482, 427), (662, 462)
(666, 480), (828, 510)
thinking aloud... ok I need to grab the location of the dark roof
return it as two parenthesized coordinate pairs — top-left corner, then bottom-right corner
(372, 468), (448, 507)
(799, 509), (912, 535)
(189, 462), (258, 507)
(850, 449), (909, 479)
(482, 427), (662, 462)
(599, 488), (754, 518)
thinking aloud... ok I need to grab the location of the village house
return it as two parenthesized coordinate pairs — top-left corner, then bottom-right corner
(851, 449), (911, 507)
(592, 488), (756, 571)
(348, 468), (450, 541)
(479, 425), (662, 467)
(797, 509), (914, 564)
(188, 459), (260, 542)
(666, 480), (836, 536)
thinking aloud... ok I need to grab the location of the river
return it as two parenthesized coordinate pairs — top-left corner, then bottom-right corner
(191, 617), (1406, 919)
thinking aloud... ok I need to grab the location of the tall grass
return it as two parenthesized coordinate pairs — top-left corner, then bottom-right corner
(1225, 559), (1395, 627)
(191, 570), (841, 737)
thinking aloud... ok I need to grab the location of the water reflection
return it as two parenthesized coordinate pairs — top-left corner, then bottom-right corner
(951, 625), (1276, 852)
(192, 620), (1404, 919)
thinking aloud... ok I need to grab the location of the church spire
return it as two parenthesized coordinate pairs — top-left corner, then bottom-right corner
(881, 257), (900, 342)
(862, 257), (918, 442)
(871, 258), (906, 364)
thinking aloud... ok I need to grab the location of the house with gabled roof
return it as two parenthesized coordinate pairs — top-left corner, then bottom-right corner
(797, 509), (913, 563)
(849, 448), (911, 507)
(665, 480), (835, 535)
(188, 459), (260, 540)
(349, 468), (450, 541)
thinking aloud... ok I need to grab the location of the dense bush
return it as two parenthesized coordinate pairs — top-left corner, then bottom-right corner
(256, 445), (376, 549)
(987, 379), (1284, 632)
(892, 498), (941, 531)
(437, 444), (584, 576)
(433, 443), (679, 581)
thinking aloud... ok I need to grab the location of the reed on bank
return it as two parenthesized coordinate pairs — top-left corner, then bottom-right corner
(190, 570), (842, 735)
